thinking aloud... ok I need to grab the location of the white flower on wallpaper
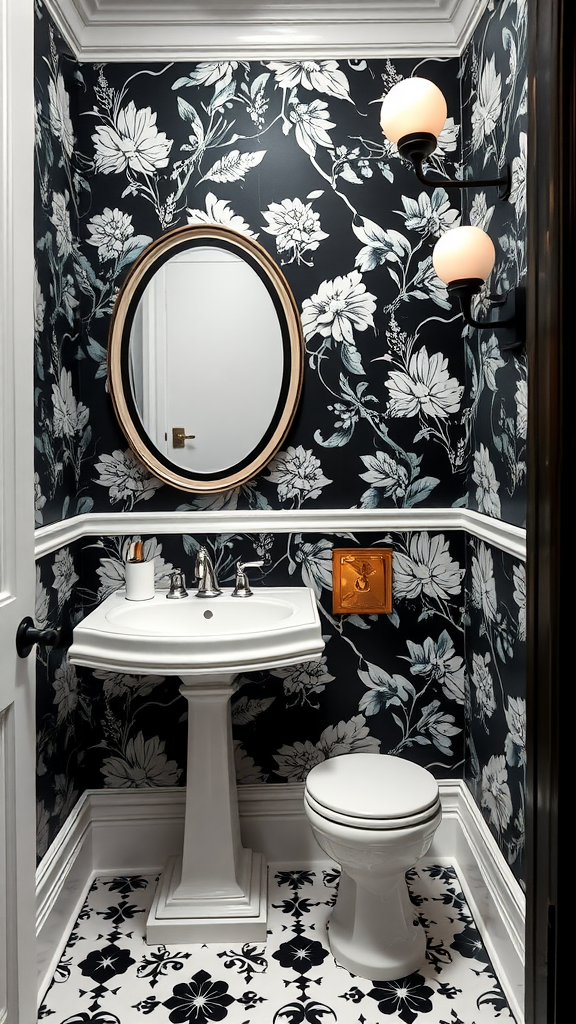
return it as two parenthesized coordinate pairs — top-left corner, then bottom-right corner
(101, 733), (182, 788)
(472, 651), (497, 726)
(265, 445), (332, 505)
(513, 561), (526, 640)
(34, 264), (46, 339)
(515, 378), (527, 440)
(288, 97), (335, 156)
(481, 753), (512, 833)
(359, 451), (409, 502)
(50, 191), (73, 258)
(187, 192), (257, 236)
(385, 348), (464, 420)
(262, 195), (328, 265)
(266, 60), (352, 102)
(352, 215), (411, 274)
(48, 71), (75, 159)
(301, 270), (376, 373)
(52, 546), (79, 609)
(357, 646), (462, 757)
(472, 443), (502, 517)
(358, 661), (416, 718)
(86, 207), (136, 261)
(471, 54), (503, 151)
(34, 471), (47, 527)
(469, 191), (495, 231)
(273, 714), (380, 781)
(403, 630), (466, 704)
(52, 661), (80, 725)
(505, 696), (526, 768)
(94, 448), (164, 508)
(95, 536), (173, 600)
(92, 101), (173, 175)
(271, 658), (335, 708)
(291, 537), (334, 597)
(471, 541), (498, 622)
(52, 368), (89, 438)
(393, 533), (464, 603)
(416, 700), (460, 755)
(480, 333), (506, 391)
(173, 60), (241, 90)
(414, 256), (452, 308)
(60, 273), (79, 325)
(234, 741), (267, 784)
(509, 130), (527, 219)
(399, 188), (460, 238)
(436, 116), (460, 156)
(35, 564), (50, 629)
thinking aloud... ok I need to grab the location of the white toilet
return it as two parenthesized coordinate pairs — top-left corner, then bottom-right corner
(304, 752), (442, 981)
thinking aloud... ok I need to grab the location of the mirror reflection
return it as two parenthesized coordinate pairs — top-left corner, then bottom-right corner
(128, 246), (284, 475)
(108, 224), (304, 493)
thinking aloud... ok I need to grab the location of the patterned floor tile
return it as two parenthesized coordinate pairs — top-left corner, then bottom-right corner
(38, 861), (517, 1023)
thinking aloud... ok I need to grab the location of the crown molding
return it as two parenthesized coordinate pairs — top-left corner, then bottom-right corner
(42, 0), (486, 60)
(34, 507), (527, 561)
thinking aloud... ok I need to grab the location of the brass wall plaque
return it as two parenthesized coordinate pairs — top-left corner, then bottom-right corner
(332, 548), (393, 615)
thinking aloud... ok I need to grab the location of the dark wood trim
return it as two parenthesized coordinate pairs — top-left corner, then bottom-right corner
(525, 0), (574, 1019)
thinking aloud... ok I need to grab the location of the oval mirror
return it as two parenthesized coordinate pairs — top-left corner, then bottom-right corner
(108, 223), (304, 493)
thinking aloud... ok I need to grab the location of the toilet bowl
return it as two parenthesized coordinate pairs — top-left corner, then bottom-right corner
(304, 752), (442, 981)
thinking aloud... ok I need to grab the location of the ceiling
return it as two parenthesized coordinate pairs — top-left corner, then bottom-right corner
(44, 0), (487, 60)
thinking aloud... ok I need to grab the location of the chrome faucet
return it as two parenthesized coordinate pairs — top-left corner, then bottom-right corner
(194, 546), (222, 597)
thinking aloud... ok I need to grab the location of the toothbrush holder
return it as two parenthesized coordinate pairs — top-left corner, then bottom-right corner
(125, 558), (155, 601)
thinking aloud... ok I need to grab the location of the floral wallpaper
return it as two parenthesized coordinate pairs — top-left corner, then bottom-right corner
(33, 0), (527, 890)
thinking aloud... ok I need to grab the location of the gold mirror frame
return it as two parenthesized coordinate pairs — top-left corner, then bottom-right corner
(108, 223), (304, 493)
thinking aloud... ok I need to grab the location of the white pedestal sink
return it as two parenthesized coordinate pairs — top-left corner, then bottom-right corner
(68, 586), (324, 944)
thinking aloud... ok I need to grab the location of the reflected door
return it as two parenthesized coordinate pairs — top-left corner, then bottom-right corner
(131, 247), (284, 474)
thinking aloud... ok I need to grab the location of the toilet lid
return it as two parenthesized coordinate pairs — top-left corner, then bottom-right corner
(304, 753), (439, 823)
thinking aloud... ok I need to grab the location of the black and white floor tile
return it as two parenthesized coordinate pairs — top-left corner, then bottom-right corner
(38, 862), (517, 1023)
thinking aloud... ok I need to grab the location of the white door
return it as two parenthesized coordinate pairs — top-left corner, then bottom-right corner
(0, 0), (37, 1021)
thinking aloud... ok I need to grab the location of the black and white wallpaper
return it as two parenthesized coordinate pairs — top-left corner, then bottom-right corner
(33, 0), (527, 888)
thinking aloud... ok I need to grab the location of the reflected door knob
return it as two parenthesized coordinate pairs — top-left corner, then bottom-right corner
(16, 616), (59, 658)
(172, 427), (196, 449)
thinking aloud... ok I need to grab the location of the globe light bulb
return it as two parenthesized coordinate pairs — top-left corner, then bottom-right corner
(380, 77), (448, 145)
(433, 226), (496, 285)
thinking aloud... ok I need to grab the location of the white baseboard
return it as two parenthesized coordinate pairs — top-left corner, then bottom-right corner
(36, 780), (525, 1022)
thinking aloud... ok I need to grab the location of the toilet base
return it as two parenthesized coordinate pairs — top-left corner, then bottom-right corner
(327, 867), (427, 981)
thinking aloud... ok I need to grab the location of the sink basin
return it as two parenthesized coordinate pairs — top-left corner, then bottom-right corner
(68, 586), (324, 676)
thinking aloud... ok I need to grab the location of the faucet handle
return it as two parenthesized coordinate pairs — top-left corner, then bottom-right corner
(232, 560), (264, 598)
(166, 568), (188, 599)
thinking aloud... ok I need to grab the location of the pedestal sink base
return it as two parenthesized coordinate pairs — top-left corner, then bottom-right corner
(146, 853), (268, 944)
(68, 587), (324, 948)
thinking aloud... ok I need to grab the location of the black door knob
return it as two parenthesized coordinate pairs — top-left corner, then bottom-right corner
(16, 616), (59, 659)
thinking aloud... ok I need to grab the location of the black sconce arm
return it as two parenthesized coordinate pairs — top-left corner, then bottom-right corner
(447, 279), (525, 352)
(396, 133), (511, 200)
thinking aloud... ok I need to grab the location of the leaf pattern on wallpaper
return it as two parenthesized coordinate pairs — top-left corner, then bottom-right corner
(200, 148), (267, 183)
(34, 0), (528, 889)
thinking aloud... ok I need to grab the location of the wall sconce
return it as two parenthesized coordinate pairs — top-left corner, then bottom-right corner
(432, 225), (524, 350)
(380, 77), (511, 199)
